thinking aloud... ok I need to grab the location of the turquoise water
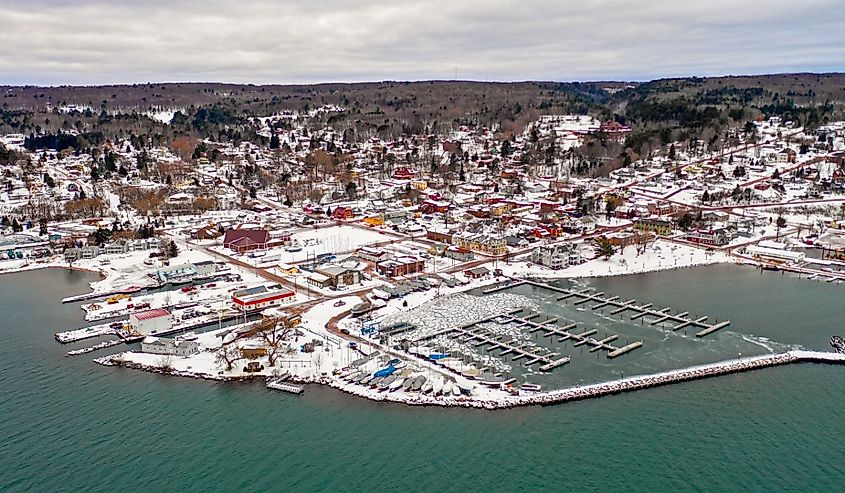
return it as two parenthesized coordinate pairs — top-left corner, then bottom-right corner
(2, 267), (845, 491)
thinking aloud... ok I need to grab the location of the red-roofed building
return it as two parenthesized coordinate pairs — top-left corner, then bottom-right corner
(332, 207), (354, 220)
(233, 287), (295, 311)
(223, 229), (270, 253)
(129, 308), (172, 335)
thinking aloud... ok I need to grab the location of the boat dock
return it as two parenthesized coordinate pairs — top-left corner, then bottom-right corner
(492, 312), (641, 359)
(266, 378), (305, 394)
(448, 326), (564, 371)
(55, 308), (259, 344)
(512, 280), (731, 337)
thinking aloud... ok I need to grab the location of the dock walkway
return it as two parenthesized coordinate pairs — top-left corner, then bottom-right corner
(518, 280), (731, 337)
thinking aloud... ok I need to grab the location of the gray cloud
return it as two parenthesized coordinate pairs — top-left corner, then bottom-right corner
(1, 0), (843, 85)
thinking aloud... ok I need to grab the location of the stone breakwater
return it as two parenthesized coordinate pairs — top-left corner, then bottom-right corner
(95, 350), (845, 410)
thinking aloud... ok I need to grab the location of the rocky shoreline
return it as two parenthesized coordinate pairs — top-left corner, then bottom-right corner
(94, 350), (845, 411)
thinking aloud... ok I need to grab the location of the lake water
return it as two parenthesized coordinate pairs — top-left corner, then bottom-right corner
(2, 266), (844, 491)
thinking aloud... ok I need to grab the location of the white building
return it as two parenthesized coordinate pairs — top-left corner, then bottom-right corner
(531, 243), (584, 269)
(129, 309), (173, 335)
(141, 336), (199, 357)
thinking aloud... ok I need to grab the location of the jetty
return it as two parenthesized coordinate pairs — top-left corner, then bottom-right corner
(511, 350), (845, 408)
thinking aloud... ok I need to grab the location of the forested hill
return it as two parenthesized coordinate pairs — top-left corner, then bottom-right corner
(1, 73), (844, 154)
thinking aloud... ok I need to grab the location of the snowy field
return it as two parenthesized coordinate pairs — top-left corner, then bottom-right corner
(505, 240), (732, 279)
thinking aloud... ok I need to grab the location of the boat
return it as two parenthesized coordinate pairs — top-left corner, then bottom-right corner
(521, 383), (542, 392)
(441, 381), (453, 396)
(421, 380), (434, 394)
(369, 376), (384, 388)
(431, 379), (443, 396)
(333, 300), (346, 307)
(389, 377), (405, 391)
(178, 331), (198, 341)
(403, 376), (415, 390)
(379, 374), (397, 390)
(286, 246), (302, 252)
(451, 384), (461, 396)
(411, 375), (426, 391)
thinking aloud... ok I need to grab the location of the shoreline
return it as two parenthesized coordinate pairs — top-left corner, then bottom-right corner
(93, 350), (845, 410)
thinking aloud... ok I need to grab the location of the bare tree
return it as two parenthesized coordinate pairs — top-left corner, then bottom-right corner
(255, 316), (294, 366)
(156, 355), (174, 373)
(215, 344), (241, 371)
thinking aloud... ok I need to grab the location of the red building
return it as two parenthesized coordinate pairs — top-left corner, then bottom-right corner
(394, 167), (415, 179)
(332, 207), (354, 220)
(233, 287), (295, 311)
(419, 201), (449, 214)
(223, 229), (270, 253)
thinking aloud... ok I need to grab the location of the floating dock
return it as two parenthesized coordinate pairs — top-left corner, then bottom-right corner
(515, 280), (730, 337)
(267, 379), (304, 394)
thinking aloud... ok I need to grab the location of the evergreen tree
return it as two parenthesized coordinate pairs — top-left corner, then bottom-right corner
(168, 240), (179, 258)
(269, 134), (281, 149)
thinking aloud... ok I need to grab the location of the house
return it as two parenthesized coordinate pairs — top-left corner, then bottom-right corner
(685, 229), (729, 247)
(129, 309), (172, 335)
(464, 266), (491, 279)
(531, 244), (584, 269)
(332, 207), (354, 220)
(223, 228), (269, 253)
(776, 148), (797, 164)
(634, 217), (673, 236)
(453, 232), (507, 255)
(64, 245), (100, 262)
(603, 232), (646, 247)
(394, 167), (415, 180)
(376, 256), (425, 277)
(443, 246), (474, 261)
(141, 336), (199, 357)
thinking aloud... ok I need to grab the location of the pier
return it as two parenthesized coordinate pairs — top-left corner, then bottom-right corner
(266, 377), (305, 394)
(501, 313), (641, 358)
(417, 308), (644, 371)
(511, 280), (732, 337)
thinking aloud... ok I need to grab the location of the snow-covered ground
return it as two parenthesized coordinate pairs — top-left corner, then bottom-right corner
(505, 240), (733, 279)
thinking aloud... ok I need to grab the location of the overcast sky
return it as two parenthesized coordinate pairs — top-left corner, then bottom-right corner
(1, 0), (843, 85)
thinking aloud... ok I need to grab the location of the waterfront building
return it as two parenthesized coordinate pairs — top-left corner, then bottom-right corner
(140, 336), (199, 357)
(129, 309), (173, 335)
(531, 243), (584, 269)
